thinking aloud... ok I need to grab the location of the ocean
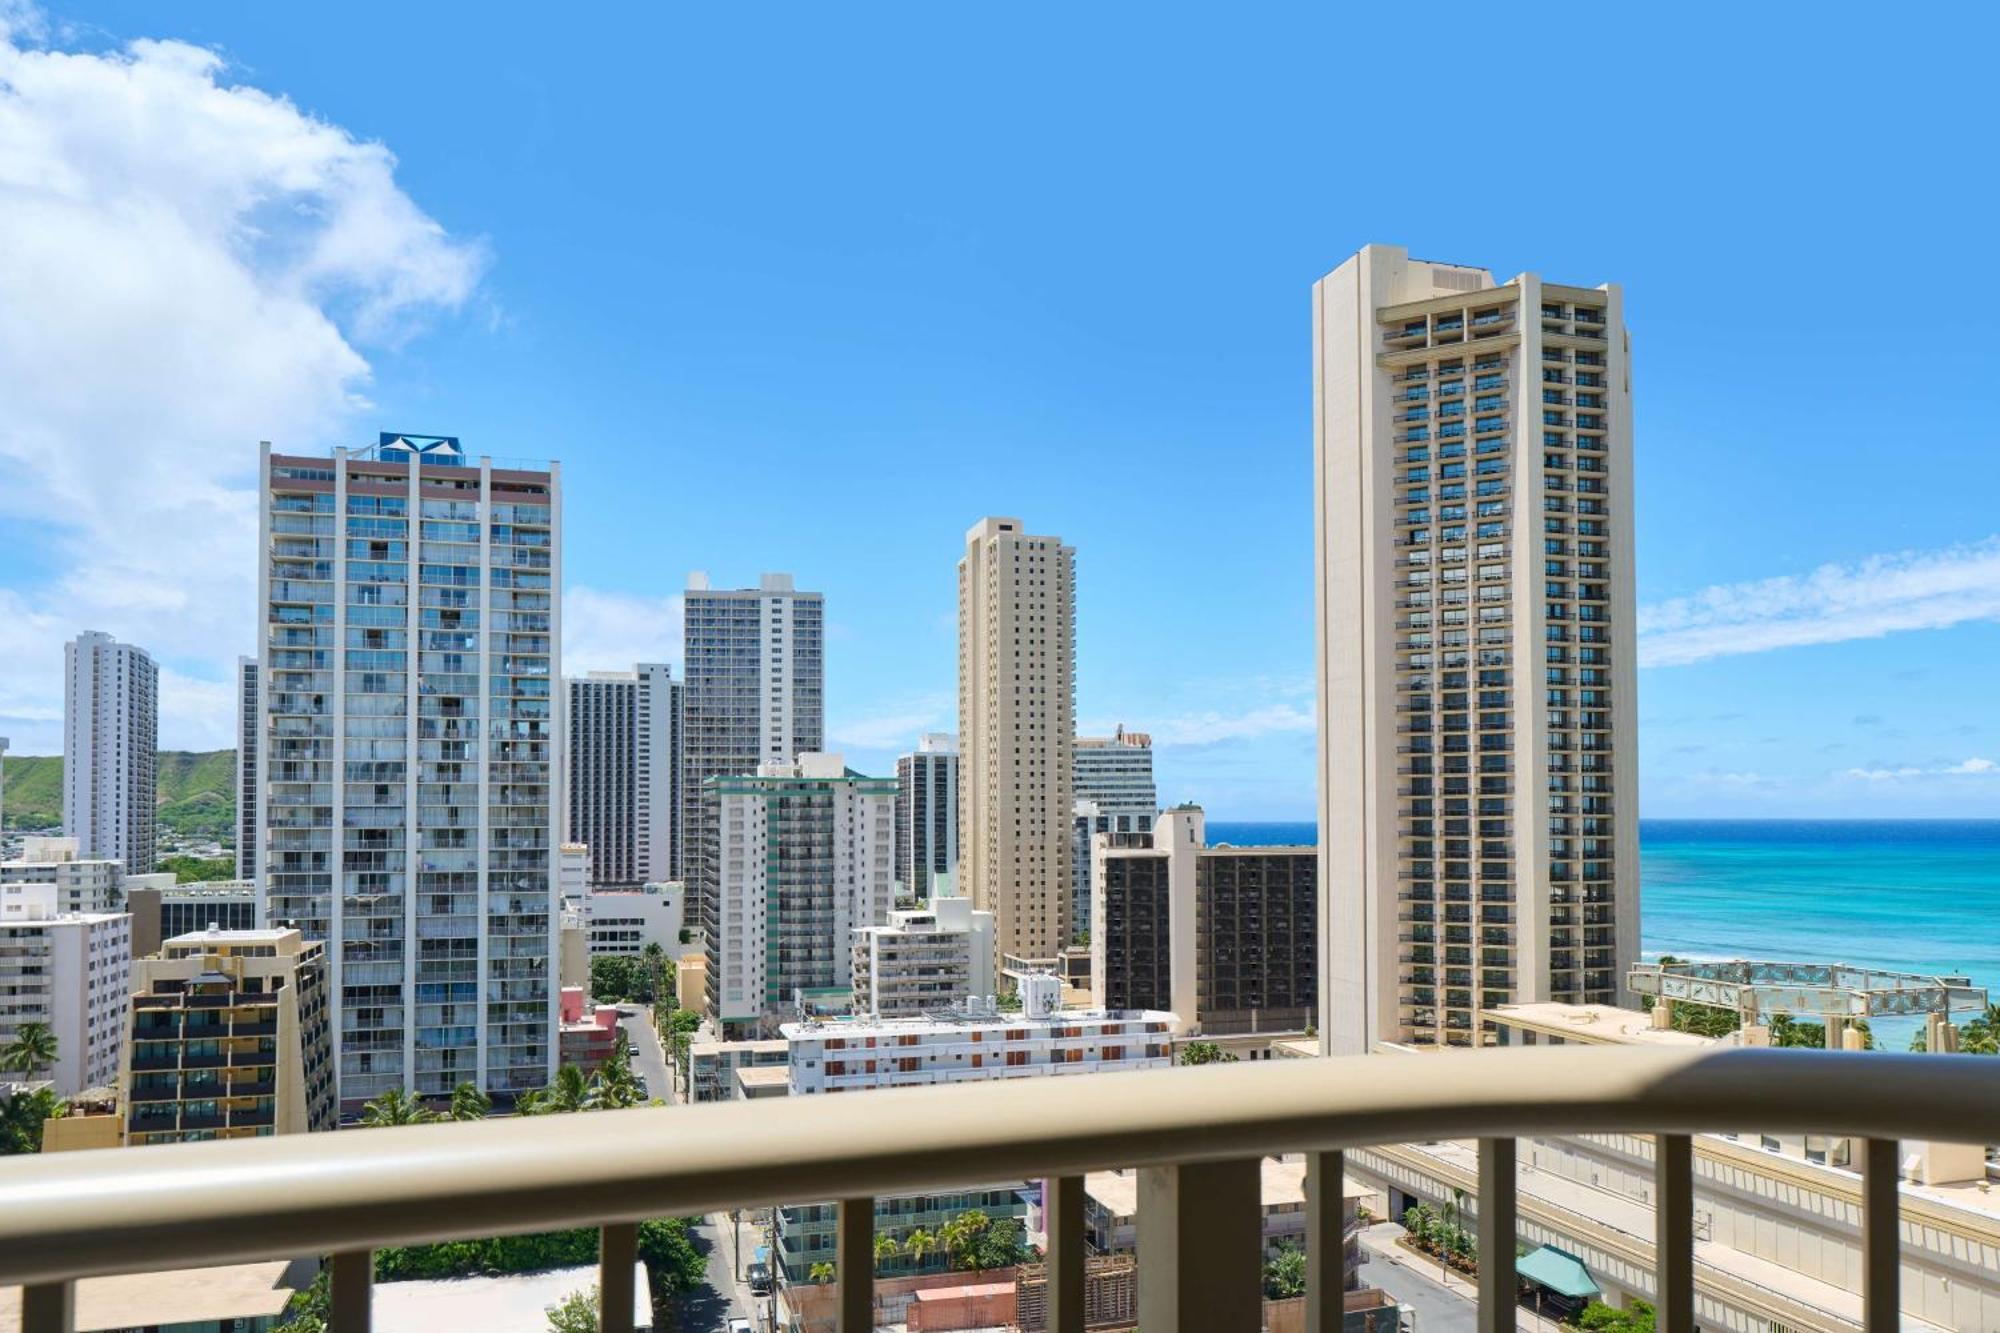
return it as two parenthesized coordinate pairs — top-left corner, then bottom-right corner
(1205, 819), (2000, 1039)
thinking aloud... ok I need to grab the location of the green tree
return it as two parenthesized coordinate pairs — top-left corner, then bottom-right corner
(1177, 1040), (1237, 1066)
(874, 1232), (901, 1273)
(158, 854), (237, 883)
(281, 1268), (329, 1331)
(808, 1261), (836, 1285)
(1264, 1239), (1308, 1298)
(1, 1021), (59, 1079)
(594, 1036), (642, 1110)
(589, 955), (653, 1004)
(903, 1227), (938, 1267)
(0, 1086), (68, 1155)
(359, 1088), (435, 1127)
(1575, 1297), (1657, 1331)
(640, 943), (667, 1007)
(447, 1080), (491, 1122)
(544, 1287), (598, 1333)
(519, 1063), (598, 1115)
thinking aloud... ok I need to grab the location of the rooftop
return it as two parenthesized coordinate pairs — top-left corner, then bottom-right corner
(369, 1262), (651, 1332)
(1485, 1002), (1719, 1049)
(0, 1258), (307, 1333)
(782, 1008), (1174, 1041)
(1084, 1156), (1372, 1219)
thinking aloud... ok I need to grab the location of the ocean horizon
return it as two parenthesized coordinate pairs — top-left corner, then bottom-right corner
(1206, 818), (2000, 1039)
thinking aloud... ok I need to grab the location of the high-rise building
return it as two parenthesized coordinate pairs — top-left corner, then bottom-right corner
(236, 656), (259, 882)
(0, 883), (131, 1095)
(1312, 244), (1637, 1054)
(850, 880), (995, 1019)
(63, 630), (158, 874)
(893, 732), (958, 900)
(1070, 727), (1156, 938)
(682, 572), (824, 945)
(565, 663), (680, 886)
(126, 880), (260, 958)
(702, 753), (893, 1036)
(1090, 806), (1318, 1037)
(958, 517), (1076, 967)
(122, 926), (337, 1144)
(257, 435), (561, 1116)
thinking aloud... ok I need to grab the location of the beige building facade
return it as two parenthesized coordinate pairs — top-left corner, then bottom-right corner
(957, 516), (1076, 967)
(1313, 243), (1639, 1054)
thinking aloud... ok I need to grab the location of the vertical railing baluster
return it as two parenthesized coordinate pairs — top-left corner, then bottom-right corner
(1654, 1134), (1694, 1333)
(19, 1281), (74, 1333)
(1045, 1175), (1086, 1333)
(1305, 1149), (1347, 1333)
(599, 1222), (637, 1333)
(1476, 1138), (1516, 1333)
(1137, 1157), (1261, 1332)
(1862, 1137), (1901, 1333)
(330, 1249), (373, 1333)
(836, 1195), (875, 1333)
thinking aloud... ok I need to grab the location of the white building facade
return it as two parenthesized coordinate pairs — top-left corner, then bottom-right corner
(0, 883), (131, 1095)
(1313, 244), (1639, 1054)
(784, 976), (1172, 1095)
(564, 663), (680, 886)
(256, 436), (561, 1116)
(63, 630), (158, 875)
(851, 887), (995, 1019)
(682, 573), (824, 958)
(893, 732), (958, 901)
(702, 753), (893, 1036)
(236, 656), (260, 882)
(0, 837), (125, 916)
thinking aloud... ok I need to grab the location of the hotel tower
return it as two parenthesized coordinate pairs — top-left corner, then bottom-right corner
(256, 434), (560, 1116)
(1313, 245), (1638, 1054)
(958, 517), (1076, 966)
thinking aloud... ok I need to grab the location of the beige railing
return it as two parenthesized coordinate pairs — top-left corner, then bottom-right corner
(3, 1046), (1994, 1333)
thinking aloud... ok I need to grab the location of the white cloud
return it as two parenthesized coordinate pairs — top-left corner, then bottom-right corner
(1639, 538), (2000, 668)
(0, 11), (484, 751)
(1148, 703), (1316, 747)
(1843, 757), (1996, 781)
(562, 587), (683, 676)
(829, 693), (954, 754)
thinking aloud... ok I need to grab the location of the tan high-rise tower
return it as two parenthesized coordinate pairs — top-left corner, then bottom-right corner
(1313, 244), (1639, 1055)
(958, 517), (1076, 967)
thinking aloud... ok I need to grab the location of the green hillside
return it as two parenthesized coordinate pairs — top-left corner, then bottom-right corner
(2, 750), (236, 839)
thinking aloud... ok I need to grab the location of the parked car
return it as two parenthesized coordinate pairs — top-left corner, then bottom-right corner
(727, 1319), (754, 1333)
(746, 1260), (772, 1294)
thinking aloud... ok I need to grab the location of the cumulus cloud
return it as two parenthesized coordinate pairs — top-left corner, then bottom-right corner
(1639, 538), (2000, 668)
(0, 11), (485, 750)
(829, 693), (954, 754)
(1843, 757), (1997, 781)
(562, 588), (684, 676)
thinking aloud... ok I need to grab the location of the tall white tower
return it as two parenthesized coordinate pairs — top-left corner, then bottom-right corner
(1313, 245), (1638, 1054)
(63, 630), (158, 874)
(258, 435), (562, 1116)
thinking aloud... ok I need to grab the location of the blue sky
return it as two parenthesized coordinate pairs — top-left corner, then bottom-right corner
(2, 4), (1997, 819)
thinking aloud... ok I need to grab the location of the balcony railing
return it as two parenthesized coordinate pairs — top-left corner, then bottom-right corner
(1, 1047), (1991, 1333)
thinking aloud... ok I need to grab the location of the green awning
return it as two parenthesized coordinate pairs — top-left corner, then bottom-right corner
(1516, 1245), (1601, 1299)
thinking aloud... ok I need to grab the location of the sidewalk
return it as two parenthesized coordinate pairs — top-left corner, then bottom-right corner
(1358, 1224), (1567, 1332)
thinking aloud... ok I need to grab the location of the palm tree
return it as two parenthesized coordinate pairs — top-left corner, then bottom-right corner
(447, 1080), (491, 1121)
(1, 1022), (59, 1079)
(873, 1232), (900, 1274)
(640, 942), (667, 1005)
(593, 1036), (641, 1109)
(0, 1086), (68, 1155)
(807, 1261), (836, 1286)
(939, 1209), (991, 1270)
(522, 1063), (597, 1115)
(903, 1227), (938, 1268)
(359, 1088), (435, 1127)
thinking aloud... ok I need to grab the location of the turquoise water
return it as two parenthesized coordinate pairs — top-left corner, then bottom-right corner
(1208, 818), (2000, 1016)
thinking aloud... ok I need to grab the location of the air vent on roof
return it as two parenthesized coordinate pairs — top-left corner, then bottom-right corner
(1431, 268), (1484, 292)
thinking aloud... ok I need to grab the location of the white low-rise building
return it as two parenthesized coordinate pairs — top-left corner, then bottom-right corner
(0, 836), (126, 916)
(576, 882), (688, 959)
(850, 879), (994, 1019)
(0, 882), (131, 1095)
(784, 974), (1173, 1096)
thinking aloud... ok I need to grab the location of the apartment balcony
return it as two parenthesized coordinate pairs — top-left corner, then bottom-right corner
(2, 1049), (1976, 1332)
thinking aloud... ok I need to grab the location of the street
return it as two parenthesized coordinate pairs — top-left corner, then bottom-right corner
(1353, 1223), (1566, 1332)
(618, 1006), (673, 1105)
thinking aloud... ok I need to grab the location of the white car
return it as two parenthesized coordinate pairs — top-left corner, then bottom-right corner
(727, 1319), (754, 1333)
